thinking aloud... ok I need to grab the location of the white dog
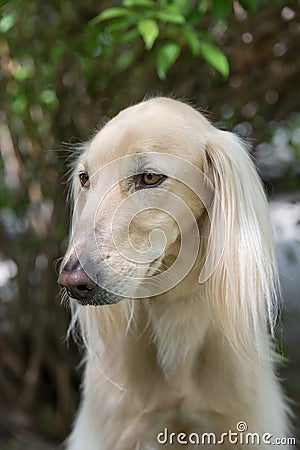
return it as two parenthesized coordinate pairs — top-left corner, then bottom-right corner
(59, 97), (291, 449)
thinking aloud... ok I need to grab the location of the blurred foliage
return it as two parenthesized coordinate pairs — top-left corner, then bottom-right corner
(92, 0), (238, 78)
(0, 0), (299, 445)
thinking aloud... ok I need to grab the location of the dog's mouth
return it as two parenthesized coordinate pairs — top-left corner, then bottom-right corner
(65, 285), (122, 306)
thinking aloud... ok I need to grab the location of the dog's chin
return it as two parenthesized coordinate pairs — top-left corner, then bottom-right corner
(69, 287), (123, 307)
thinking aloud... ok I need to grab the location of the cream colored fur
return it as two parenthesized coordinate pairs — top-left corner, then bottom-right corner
(62, 98), (291, 449)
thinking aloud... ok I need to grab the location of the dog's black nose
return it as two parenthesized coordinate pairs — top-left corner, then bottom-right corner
(58, 255), (96, 300)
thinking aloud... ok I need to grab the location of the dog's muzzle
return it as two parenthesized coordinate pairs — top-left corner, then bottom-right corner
(58, 255), (120, 306)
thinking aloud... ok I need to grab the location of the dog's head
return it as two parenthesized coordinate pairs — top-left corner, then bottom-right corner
(59, 98), (215, 304)
(58, 97), (278, 347)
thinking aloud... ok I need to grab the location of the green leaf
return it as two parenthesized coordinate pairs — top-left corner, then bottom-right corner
(182, 28), (229, 78)
(238, 0), (260, 11)
(0, 12), (17, 33)
(137, 19), (159, 50)
(212, 0), (232, 21)
(105, 17), (136, 34)
(197, 41), (230, 77)
(156, 42), (180, 80)
(185, 7), (204, 26)
(155, 10), (185, 24)
(123, 0), (154, 6)
(171, 0), (188, 7)
(181, 27), (202, 55)
(91, 7), (131, 24)
(120, 28), (140, 43)
(198, 0), (210, 14)
(182, 31), (230, 77)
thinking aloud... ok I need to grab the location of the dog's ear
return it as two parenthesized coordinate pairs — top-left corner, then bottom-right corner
(201, 130), (279, 354)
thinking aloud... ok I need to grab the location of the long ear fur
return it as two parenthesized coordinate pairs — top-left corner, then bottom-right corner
(203, 130), (279, 355)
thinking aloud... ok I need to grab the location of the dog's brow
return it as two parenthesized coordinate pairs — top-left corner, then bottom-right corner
(123, 153), (163, 177)
(134, 153), (150, 171)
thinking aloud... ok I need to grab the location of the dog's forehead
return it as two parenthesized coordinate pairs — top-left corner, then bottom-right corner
(85, 99), (212, 170)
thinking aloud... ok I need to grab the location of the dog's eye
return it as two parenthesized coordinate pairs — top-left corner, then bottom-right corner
(79, 171), (90, 188)
(137, 173), (166, 189)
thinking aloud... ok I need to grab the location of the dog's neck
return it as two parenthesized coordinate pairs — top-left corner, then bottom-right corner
(145, 292), (210, 378)
(82, 285), (210, 390)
